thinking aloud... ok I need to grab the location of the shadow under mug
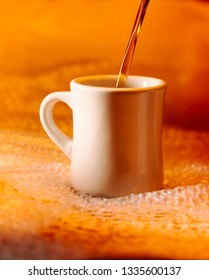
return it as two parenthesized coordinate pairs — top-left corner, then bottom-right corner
(40, 75), (167, 197)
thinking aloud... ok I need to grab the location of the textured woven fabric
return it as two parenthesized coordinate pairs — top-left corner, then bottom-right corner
(0, 127), (209, 259)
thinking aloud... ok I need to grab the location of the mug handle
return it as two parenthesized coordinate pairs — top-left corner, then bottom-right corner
(39, 91), (73, 158)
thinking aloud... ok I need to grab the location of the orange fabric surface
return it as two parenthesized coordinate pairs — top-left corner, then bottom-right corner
(0, 0), (209, 259)
(1, 128), (209, 259)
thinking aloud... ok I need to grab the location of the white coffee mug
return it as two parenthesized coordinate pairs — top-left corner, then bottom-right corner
(40, 75), (166, 197)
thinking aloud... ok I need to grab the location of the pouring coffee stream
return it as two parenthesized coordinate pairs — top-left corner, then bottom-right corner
(116, 0), (151, 88)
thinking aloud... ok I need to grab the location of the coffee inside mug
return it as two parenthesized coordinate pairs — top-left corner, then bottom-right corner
(73, 75), (165, 89)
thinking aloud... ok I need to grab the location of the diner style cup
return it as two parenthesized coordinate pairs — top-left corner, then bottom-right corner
(40, 75), (167, 197)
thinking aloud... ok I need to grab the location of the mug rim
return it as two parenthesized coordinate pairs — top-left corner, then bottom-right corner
(70, 75), (167, 92)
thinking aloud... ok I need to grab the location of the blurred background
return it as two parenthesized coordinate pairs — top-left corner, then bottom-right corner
(0, 0), (209, 132)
